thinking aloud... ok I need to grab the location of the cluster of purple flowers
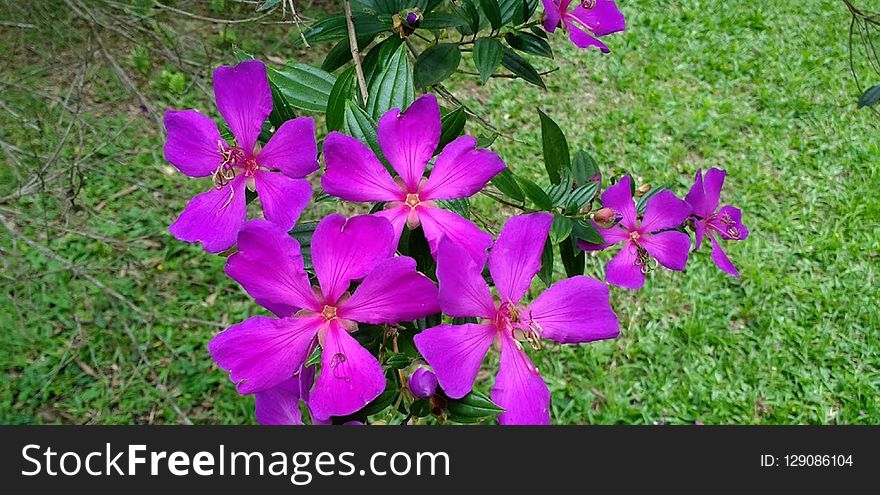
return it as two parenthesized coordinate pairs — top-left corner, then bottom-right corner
(162, 1), (747, 425)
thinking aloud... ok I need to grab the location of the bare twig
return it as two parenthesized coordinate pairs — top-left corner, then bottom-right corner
(344, 0), (369, 102)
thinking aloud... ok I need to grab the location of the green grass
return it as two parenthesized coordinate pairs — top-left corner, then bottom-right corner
(1, 0), (878, 424)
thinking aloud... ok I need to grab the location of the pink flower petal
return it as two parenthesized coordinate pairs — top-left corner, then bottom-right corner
(311, 214), (395, 305)
(491, 333), (551, 425)
(488, 212), (553, 303)
(309, 320), (386, 420)
(541, 0), (562, 32)
(702, 168), (726, 216)
(213, 60), (272, 153)
(711, 234), (740, 277)
(600, 176), (637, 230)
(529, 276), (619, 344)
(168, 175), (247, 253)
(417, 205), (493, 265)
(377, 94), (441, 192)
(693, 220), (706, 252)
(436, 237), (495, 319)
(639, 230), (690, 271)
(225, 220), (321, 317)
(254, 377), (303, 425)
(685, 168), (709, 218)
(321, 131), (404, 202)
(414, 323), (496, 399)
(420, 135), (505, 201)
(253, 170), (312, 232)
(567, 0), (626, 37)
(209, 315), (323, 394)
(163, 109), (223, 178)
(338, 256), (439, 324)
(565, 20), (610, 52)
(373, 205), (409, 251)
(257, 117), (319, 179)
(604, 241), (645, 290)
(639, 190), (691, 233)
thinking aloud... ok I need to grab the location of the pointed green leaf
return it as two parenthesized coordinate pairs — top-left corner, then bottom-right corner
(343, 101), (385, 163)
(413, 43), (461, 89)
(492, 168), (524, 202)
(550, 215), (573, 245)
(538, 109), (570, 184)
(517, 176), (553, 210)
(539, 235), (553, 286)
(571, 218), (605, 245)
(479, 0), (502, 30)
(452, 0), (481, 34)
(438, 106), (467, 152)
(366, 43), (414, 119)
(474, 38), (503, 84)
(268, 64), (336, 112)
(858, 83), (880, 108)
(445, 390), (503, 423)
(571, 149), (599, 184)
(505, 31), (553, 58)
(559, 235), (585, 277)
(501, 47), (545, 88)
(322, 34), (376, 73)
(326, 67), (356, 132)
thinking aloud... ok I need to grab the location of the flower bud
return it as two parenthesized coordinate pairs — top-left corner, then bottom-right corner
(592, 207), (616, 224)
(635, 183), (652, 197)
(408, 367), (438, 399)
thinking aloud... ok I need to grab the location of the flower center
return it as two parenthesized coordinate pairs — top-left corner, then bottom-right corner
(720, 213), (735, 226)
(629, 231), (641, 242)
(496, 301), (543, 351)
(321, 305), (338, 320)
(405, 193), (421, 208)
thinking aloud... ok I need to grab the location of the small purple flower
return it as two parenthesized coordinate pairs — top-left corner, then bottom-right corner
(541, 0), (626, 52)
(209, 215), (439, 421)
(580, 176), (692, 290)
(322, 94), (506, 264)
(415, 213), (620, 425)
(685, 168), (750, 277)
(408, 367), (438, 399)
(165, 60), (318, 253)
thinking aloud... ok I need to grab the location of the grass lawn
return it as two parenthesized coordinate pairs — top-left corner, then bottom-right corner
(1, 0), (878, 424)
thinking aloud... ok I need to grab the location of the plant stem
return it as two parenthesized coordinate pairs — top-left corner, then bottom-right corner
(343, 0), (369, 102)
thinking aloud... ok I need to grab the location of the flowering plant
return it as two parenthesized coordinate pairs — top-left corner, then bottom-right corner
(164, 0), (748, 425)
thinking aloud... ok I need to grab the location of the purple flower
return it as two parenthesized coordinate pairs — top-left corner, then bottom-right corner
(408, 367), (438, 399)
(322, 94), (506, 264)
(685, 168), (750, 277)
(414, 213), (619, 425)
(165, 60), (318, 253)
(580, 176), (692, 290)
(253, 366), (314, 425)
(209, 215), (440, 420)
(541, 0), (626, 52)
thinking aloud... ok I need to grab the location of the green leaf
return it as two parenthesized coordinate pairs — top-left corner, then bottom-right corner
(445, 390), (504, 423)
(257, 0), (281, 12)
(474, 38), (503, 84)
(410, 399), (432, 417)
(550, 215), (573, 245)
(571, 149), (599, 184)
(517, 176), (553, 210)
(498, 0), (524, 24)
(366, 43), (414, 120)
(343, 101), (388, 169)
(635, 185), (669, 214)
(565, 182), (599, 213)
(538, 109), (570, 184)
(505, 32), (553, 58)
(385, 353), (411, 369)
(268, 81), (296, 128)
(477, 132), (498, 148)
(322, 34), (376, 73)
(413, 43), (461, 89)
(420, 15), (467, 30)
(297, 14), (388, 46)
(571, 218), (604, 245)
(858, 83), (880, 108)
(501, 47), (545, 88)
(452, 0), (481, 35)
(438, 107), (467, 152)
(492, 168), (525, 202)
(326, 67), (356, 132)
(546, 176), (573, 207)
(559, 234), (585, 277)
(438, 197), (470, 218)
(305, 346), (322, 367)
(360, 382), (399, 416)
(268, 64), (336, 113)
(539, 236), (553, 286)
(363, 36), (403, 86)
(479, 0), (502, 31)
